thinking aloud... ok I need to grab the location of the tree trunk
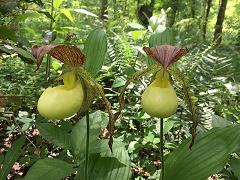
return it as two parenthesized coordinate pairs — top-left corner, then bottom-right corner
(100, 0), (108, 20)
(213, 0), (227, 45)
(191, 0), (196, 18)
(136, 0), (155, 28)
(168, 7), (177, 28)
(203, 0), (212, 40)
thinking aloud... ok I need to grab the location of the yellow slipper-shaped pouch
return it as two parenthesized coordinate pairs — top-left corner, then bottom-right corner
(141, 69), (178, 118)
(37, 72), (84, 119)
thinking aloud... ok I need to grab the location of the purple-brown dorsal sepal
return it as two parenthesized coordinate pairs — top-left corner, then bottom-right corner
(32, 44), (57, 71)
(143, 45), (189, 70)
(32, 45), (86, 71)
(48, 45), (86, 67)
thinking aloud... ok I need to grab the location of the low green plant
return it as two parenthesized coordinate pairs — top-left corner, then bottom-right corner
(19, 28), (132, 180)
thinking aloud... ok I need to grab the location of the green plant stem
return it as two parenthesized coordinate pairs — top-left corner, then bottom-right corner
(50, 0), (53, 31)
(46, 55), (51, 84)
(85, 110), (90, 180)
(160, 118), (164, 180)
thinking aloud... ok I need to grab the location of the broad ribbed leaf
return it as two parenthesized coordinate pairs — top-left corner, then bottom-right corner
(75, 146), (131, 180)
(83, 28), (107, 77)
(36, 122), (70, 149)
(165, 125), (240, 180)
(70, 111), (103, 155)
(229, 157), (240, 179)
(150, 28), (173, 46)
(146, 28), (173, 66)
(212, 114), (232, 128)
(22, 158), (76, 180)
(0, 25), (16, 41)
(89, 139), (125, 154)
(0, 135), (26, 180)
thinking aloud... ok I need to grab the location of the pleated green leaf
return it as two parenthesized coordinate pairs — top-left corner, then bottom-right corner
(22, 158), (76, 180)
(212, 114), (232, 128)
(36, 122), (70, 149)
(0, 135), (26, 180)
(146, 28), (173, 66)
(88, 139), (126, 154)
(70, 111), (103, 156)
(229, 157), (240, 179)
(165, 125), (240, 180)
(83, 28), (107, 77)
(75, 146), (132, 180)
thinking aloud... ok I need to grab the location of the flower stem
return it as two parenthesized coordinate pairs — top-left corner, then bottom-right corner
(85, 110), (90, 180)
(160, 118), (164, 180)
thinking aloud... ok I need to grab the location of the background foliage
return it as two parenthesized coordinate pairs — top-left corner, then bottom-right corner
(0, 0), (240, 179)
